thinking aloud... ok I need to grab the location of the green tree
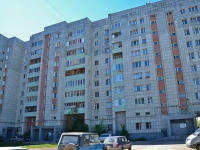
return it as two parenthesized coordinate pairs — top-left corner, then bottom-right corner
(65, 108), (89, 132)
(92, 120), (108, 135)
(120, 124), (129, 140)
(197, 120), (200, 128)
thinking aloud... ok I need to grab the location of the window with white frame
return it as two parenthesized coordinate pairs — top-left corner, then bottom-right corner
(142, 39), (146, 44)
(182, 19), (188, 24)
(141, 28), (145, 33)
(144, 60), (150, 66)
(111, 23), (121, 28)
(174, 55), (180, 59)
(115, 99), (125, 106)
(113, 63), (123, 71)
(129, 20), (137, 25)
(190, 16), (200, 23)
(187, 41), (193, 47)
(194, 28), (200, 34)
(95, 81), (99, 86)
(146, 84), (152, 91)
(194, 78), (199, 85)
(189, 6), (198, 12)
(177, 80), (184, 85)
(189, 53), (195, 59)
(133, 73), (142, 80)
(106, 68), (110, 74)
(167, 12), (172, 15)
(106, 79), (111, 85)
(94, 50), (99, 56)
(147, 97), (153, 103)
(134, 86), (143, 92)
(154, 41), (159, 45)
(195, 92), (200, 99)
(146, 122), (151, 129)
(105, 29), (109, 35)
(132, 61), (141, 68)
(143, 49), (148, 55)
(105, 58), (110, 64)
(185, 30), (190, 36)
(94, 103), (99, 109)
(131, 40), (139, 46)
(156, 64), (162, 68)
(94, 41), (98, 46)
(168, 22), (174, 25)
(114, 86), (124, 93)
(176, 67), (182, 72)
(146, 72), (150, 78)
(130, 29), (138, 35)
(131, 50), (140, 57)
(196, 40), (200, 46)
(94, 92), (99, 97)
(191, 65), (197, 72)
(158, 76), (164, 80)
(136, 123), (141, 130)
(53, 93), (57, 98)
(106, 91), (112, 96)
(180, 9), (185, 14)
(140, 18), (144, 23)
(135, 98), (144, 104)
(172, 43), (178, 47)
(114, 74), (124, 82)
(152, 30), (158, 34)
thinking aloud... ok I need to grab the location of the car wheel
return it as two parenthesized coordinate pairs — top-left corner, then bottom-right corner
(65, 144), (77, 150)
(129, 145), (132, 150)
(197, 145), (200, 150)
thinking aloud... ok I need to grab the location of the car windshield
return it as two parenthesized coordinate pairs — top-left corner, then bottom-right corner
(104, 138), (117, 143)
(61, 135), (78, 145)
(100, 134), (109, 137)
(193, 128), (200, 136)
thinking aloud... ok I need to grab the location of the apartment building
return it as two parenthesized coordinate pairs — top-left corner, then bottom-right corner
(0, 0), (200, 141)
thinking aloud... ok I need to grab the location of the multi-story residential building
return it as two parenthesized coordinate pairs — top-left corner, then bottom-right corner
(0, 0), (200, 141)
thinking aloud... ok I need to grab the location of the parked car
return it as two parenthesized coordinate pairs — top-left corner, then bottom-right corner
(186, 128), (200, 150)
(57, 132), (106, 150)
(8, 136), (24, 143)
(0, 136), (5, 142)
(104, 136), (132, 150)
(99, 134), (112, 142)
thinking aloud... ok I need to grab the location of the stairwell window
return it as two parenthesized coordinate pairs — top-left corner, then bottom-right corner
(168, 22), (174, 26)
(172, 43), (178, 48)
(167, 12), (172, 15)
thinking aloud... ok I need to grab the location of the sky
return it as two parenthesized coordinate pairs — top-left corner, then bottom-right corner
(0, 0), (159, 41)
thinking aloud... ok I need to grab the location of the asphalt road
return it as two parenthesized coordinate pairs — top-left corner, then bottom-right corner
(131, 141), (191, 150)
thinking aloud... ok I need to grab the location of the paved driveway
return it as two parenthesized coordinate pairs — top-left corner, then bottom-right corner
(131, 141), (191, 150)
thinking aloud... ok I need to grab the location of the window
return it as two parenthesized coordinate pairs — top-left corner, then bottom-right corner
(111, 23), (121, 28)
(174, 55), (180, 59)
(114, 86), (124, 93)
(191, 65), (197, 72)
(56, 33), (61, 38)
(182, 19), (187, 25)
(132, 61), (141, 68)
(168, 22), (174, 26)
(106, 103), (112, 108)
(170, 32), (176, 36)
(144, 60), (150, 66)
(108, 124), (113, 131)
(140, 18), (144, 23)
(177, 80), (184, 84)
(167, 12), (172, 15)
(94, 103), (99, 109)
(67, 38), (84, 46)
(95, 116), (98, 119)
(66, 57), (85, 66)
(94, 60), (99, 65)
(136, 113), (140, 116)
(134, 86), (143, 92)
(194, 78), (199, 85)
(160, 90), (166, 94)
(53, 93), (57, 98)
(106, 68), (110, 74)
(94, 50), (99, 56)
(141, 28), (145, 33)
(115, 99), (125, 106)
(94, 32), (98, 37)
(133, 73), (142, 80)
(94, 71), (99, 76)
(52, 104), (56, 110)
(176, 67), (182, 72)
(54, 72), (58, 77)
(146, 122), (151, 129)
(105, 29), (109, 35)
(154, 41), (159, 45)
(130, 29), (138, 35)
(194, 28), (200, 34)
(146, 84), (152, 91)
(158, 76), (164, 80)
(190, 16), (200, 23)
(189, 6), (198, 12)
(184, 30), (190, 36)
(186, 41), (192, 47)
(114, 74), (124, 82)
(196, 40), (200, 46)
(151, 20), (156, 24)
(94, 41), (98, 46)
(55, 42), (60, 48)
(198, 52), (200, 58)
(113, 63), (123, 71)
(53, 82), (58, 87)
(105, 38), (109, 44)
(172, 43), (178, 47)
(131, 50), (140, 57)
(94, 81), (99, 86)
(147, 97), (153, 103)
(196, 92), (200, 99)
(142, 39), (146, 44)
(156, 64), (162, 68)
(129, 20), (137, 25)
(21, 91), (24, 96)
(180, 9), (185, 14)
(136, 123), (141, 130)
(68, 30), (84, 37)
(145, 112), (150, 115)
(146, 72), (150, 78)
(189, 53), (195, 59)
(131, 40), (139, 46)
(105, 58), (110, 64)
(106, 79), (111, 85)
(155, 52), (161, 56)
(152, 30), (158, 34)
(105, 48), (110, 53)
(106, 91), (112, 96)
(94, 92), (99, 97)
(143, 49), (148, 55)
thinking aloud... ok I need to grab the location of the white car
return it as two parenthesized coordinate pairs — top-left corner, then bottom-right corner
(99, 133), (112, 142)
(1, 147), (27, 150)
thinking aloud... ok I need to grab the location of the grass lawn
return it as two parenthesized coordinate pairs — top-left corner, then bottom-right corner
(0, 142), (57, 149)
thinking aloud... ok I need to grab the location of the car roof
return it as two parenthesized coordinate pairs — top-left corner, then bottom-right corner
(105, 136), (125, 138)
(61, 132), (98, 136)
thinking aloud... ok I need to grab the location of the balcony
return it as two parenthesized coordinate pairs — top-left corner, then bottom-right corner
(112, 31), (121, 38)
(27, 81), (39, 87)
(25, 101), (37, 107)
(113, 52), (123, 60)
(64, 107), (85, 114)
(24, 112), (37, 117)
(26, 91), (38, 97)
(114, 105), (126, 112)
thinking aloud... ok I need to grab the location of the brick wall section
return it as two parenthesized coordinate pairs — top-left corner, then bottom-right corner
(27, 117), (36, 131)
(38, 34), (50, 126)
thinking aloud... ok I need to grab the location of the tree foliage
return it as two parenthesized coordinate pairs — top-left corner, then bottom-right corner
(120, 124), (129, 140)
(197, 120), (200, 128)
(92, 120), (108, 135)
(65, 108), (89, 132)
